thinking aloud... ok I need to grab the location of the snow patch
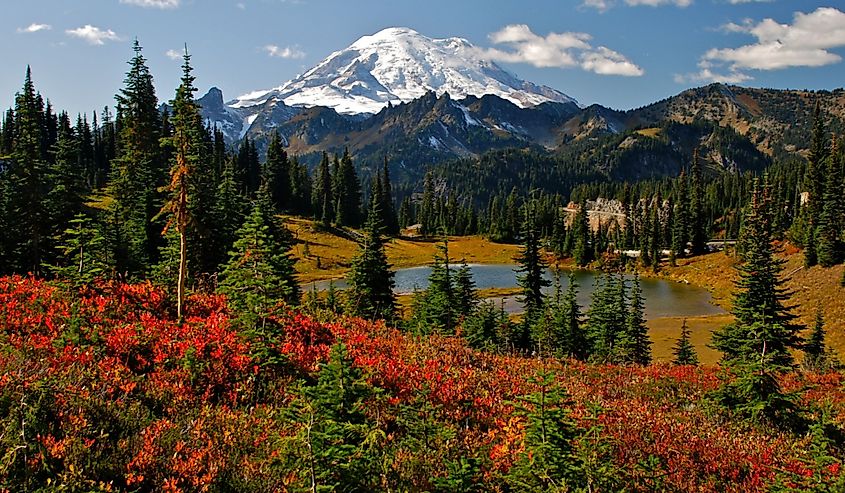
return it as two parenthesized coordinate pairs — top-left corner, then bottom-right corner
(239, 114), (258, 140)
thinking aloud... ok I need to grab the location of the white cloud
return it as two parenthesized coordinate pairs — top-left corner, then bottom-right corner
(482, 24), (644, 76)
(679, 7), (845, 84)
(264, 44), (306, 59)
(580, 0), (612, 12)
(17, 23), (52, 34)
(66, 25), (121, 45)
(581, 0), (691, 11)
(727, 0), (772, 4)
(625, 0), (691, 6)
(165, 49), (182, 60)
(119, 0), (180, 8)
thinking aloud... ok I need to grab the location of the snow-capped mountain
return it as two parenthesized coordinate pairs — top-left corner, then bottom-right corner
(229, 27), (577, 115)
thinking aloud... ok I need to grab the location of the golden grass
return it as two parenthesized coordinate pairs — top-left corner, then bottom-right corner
(284, 216), (520, 283)
(648, 314), (732, 365)
(643, 250), (845, 358)
(634, 127), (661, 138)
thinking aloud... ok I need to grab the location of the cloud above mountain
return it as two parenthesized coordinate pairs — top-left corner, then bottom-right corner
(482, 24), (644, 76)
(678, 7), (845, 83)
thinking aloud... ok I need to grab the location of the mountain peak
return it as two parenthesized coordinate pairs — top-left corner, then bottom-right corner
(230, 27), (577, 115)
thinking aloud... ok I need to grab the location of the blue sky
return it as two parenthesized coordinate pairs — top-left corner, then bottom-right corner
(2, 0), (844, 116)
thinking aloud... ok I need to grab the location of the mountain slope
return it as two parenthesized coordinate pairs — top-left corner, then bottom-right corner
(228, 27), (577, 115)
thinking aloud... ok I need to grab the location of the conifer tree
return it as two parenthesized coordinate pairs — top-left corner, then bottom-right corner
(289, 155), (312, 216)
(618, 274), (651, 365)
(453, 262), (478, 319)
(672, 169), (690, 260)
(551, 273), (587, 360)
(313, 152), (333, 228)
(506, 370), (586, 491)
(689, 148), (707, 255)
(572, 199), (592, 266)
(462, 300), (506, 349)
(333, 149), (362, 228)
(803, 103), (828, 268)
(380, 157), (400, 235)
(347, 198), (396, 321)
(816, 142), (843, 267)
(398, 196), (412, 229)
(672, 319), (698, 365)
(516, 204), (550, 348)
(236, 136), (261, 195)
(409, 237), (456, 334)
(264, 131), (291, 212)
(420, 171), (435, 236)
(712, 178), (804, 367)
(648, 199), (662, 273)
(110, 40), (165, 277)
(46, 114), (86, 261)
(804, 306), (829, 371)
(159, 49), (204, 318)
(290, 343), (382, 491)
(211, 159), (246, 273)
(50, 213), (107, 284)
(6, 67), (50, 275)
(220, 204), (299, 327)
(586, 274), (627, 363)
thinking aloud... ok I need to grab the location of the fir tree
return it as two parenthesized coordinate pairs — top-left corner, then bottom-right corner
(46, 115), (86, 262)
(804, 102), (828, 267)
(289, 155), (312, 216)
(550, 273), (587, 360)
(211, 159), (246, 274)
(515, 204), (551, 349)
(110, 40), (165, 277)
(347, 198), (396, 321)
(712, 178), (804, 367)
(333, 148), (362, 228)
(689, 148), (707, 255)
(572, 199), (592, 267)
(219, 204), (299, 328)
(453, 262), (478, 319)
(50, 213), (107, 284)
(672, 319), (698, 365)
(264, 131), (292, 212)
(398, 196), (412, 229)
(586, 274), (627, 363)
(462, 300), (506, 350)
(804, 306), (829, 371)
(380, 157), (399, 235)
(816, 141), (843, 267)
(313, 152), (333, 228)
(158, 49), (205, 318)
(672, 170), (689, 258)
(409, 237), (456, 334)
(419, 171), (435, 236)
(710, 178), (805, 430)
(290, 343), (382, 491)
(618, 274), (651, 365)
(7, 67), (49, 274)
(505, 370), (586, 492)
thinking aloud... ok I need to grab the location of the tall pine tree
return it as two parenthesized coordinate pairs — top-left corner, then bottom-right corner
(347, 197), (396, 321)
